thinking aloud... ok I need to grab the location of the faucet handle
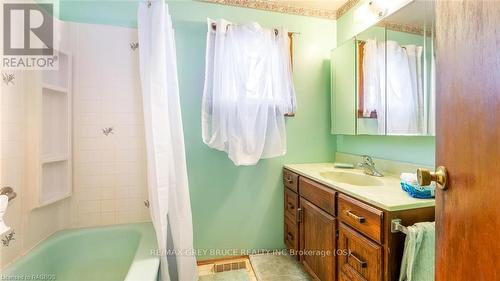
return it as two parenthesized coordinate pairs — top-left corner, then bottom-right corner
(361, 155), (375, 165)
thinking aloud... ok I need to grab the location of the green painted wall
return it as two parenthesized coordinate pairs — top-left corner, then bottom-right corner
(337, 135), (435, 166)
(58, 0), (336, 259)
(335, 1), (436, 167)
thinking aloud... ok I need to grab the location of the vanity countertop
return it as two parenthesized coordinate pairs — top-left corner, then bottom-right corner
(284, 163), (435, 212)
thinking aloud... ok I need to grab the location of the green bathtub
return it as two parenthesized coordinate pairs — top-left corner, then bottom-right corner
(1, 223), (159, 281)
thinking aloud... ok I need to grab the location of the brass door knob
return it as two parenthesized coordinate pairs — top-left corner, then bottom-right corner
(417, 166), (448, 190)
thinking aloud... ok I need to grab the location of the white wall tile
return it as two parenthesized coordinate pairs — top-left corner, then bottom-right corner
(78, 163), (102, 176)
(78, 200), (100, 214)
(72, 23), (149, 228)
(78, 212), (101, 227)
(100, 188), (115, 200)
(100, 212), (116, 225)
(100, 200), (116, 213)
(79, 100), (101, 114)
(79, 113), (101, 125)
(1, 23), (71, 268)
(76, 188), (100, 200)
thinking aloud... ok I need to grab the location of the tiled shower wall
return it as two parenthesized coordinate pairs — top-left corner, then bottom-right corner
(1, 70), (71, 268)
(71, 23), (150, 227)
(1, 21), (150, 268)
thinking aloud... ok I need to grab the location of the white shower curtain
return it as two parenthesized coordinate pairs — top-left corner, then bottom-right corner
(403, 44), (424, 134)
(363, 39), (423, 135)
(202, 19), (296, 166)
(137, 1), (197, 281)
(363, 39), (386, 134)
(386, 40), (419, 135)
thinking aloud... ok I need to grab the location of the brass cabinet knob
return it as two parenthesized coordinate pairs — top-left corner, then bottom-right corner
(417, 166), (448, 190)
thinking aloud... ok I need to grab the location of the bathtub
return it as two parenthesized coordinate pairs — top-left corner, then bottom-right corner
(1, 223), (159, 281)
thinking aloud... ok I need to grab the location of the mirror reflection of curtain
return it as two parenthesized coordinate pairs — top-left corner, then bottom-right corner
(363, 39), (424, 135)
(404, 44), (425, 134)
(362, 39), (386, 134)
(387, 41), (420, 135)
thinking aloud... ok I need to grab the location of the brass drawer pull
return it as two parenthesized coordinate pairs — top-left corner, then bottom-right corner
(287, 202), (295, 210)
(297, 208), (303, 223)
(346, 210), (365, 223)
(285, 176), (293, 183)
(349, 252), (367, 268)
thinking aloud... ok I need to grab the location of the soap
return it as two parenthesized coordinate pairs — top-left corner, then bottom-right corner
(334, 162), (354, 169)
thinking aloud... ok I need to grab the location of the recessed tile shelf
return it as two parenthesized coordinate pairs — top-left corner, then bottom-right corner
(42, 87), (69, 156)
(40, 160), (71, 207)
(41, 154), (70, 164)
(42, 83), (69, 93)
(37, 50), (73, 207)
(42, 52), (69, 89)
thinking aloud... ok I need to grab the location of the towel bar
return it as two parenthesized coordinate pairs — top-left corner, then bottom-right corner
(391, 219), (409, 235)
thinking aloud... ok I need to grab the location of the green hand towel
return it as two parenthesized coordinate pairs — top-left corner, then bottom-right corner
(399, 222), (435, 281)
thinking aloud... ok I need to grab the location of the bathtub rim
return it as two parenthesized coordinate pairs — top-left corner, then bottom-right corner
(1, 222), (159, 281)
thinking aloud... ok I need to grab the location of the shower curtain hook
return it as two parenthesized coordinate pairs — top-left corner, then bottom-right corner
(146, 0), (151, 8)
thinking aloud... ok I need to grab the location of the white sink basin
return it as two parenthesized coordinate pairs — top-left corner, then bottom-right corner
(319, 171), (383, 186)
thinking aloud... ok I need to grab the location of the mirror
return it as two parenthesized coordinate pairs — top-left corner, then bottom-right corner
(355, 25), (386, 135)
(331, 0), (435, 136)
(383, 0), (435, 135)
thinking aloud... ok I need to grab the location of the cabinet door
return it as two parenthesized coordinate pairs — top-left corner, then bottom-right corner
(300, 198), (336, 281)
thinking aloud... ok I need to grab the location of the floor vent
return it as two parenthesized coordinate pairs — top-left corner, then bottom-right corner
(213, 260), (247, 273)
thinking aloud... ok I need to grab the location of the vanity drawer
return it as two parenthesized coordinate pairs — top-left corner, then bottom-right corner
(285, 188), (299, 223)
(299, 177), (336, 216)
(338, 194), (383, 243)
(284, 217), (299, 254)
(283, 169), (299, 193)
(338, 223), (382, 281)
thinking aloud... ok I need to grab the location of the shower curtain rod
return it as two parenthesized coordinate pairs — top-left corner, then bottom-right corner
(358, 38), (408, 49)
(210, 22), (301, 35)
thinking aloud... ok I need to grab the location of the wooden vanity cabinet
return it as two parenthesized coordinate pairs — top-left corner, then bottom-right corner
(299, 177), (336, 216)
(283, 169), (299, 193)
(283, 169), (300, 255)
(338, 194), (383, 244)
(284, 215), (299, 252)
(283, 168), (435, 281)
(338, 223), (382, 281)
(285, 188), (299, 224)
(282, 171), (337, 280)
(300, 197), (336, 281)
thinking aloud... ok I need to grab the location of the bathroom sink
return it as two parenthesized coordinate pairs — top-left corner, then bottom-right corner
(319, 171), (383, 186)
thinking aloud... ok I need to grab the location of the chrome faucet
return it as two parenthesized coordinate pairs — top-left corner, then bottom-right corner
(356, 155), (383, 177)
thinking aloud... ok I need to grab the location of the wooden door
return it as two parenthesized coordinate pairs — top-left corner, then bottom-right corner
(435, 1), (500, 280)
(299, 198), (336, 281)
